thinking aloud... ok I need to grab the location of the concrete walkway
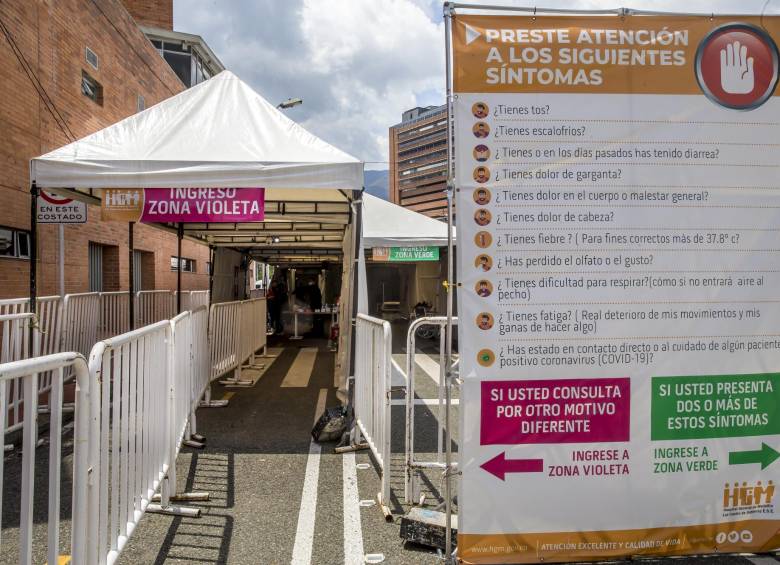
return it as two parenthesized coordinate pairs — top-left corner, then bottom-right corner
(116, 336), (444, 564)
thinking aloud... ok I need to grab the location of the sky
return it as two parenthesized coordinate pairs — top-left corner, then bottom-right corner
(174, 0), (779, 170)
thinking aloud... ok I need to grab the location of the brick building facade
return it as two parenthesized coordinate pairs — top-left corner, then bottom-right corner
(0, 0), (210, 298)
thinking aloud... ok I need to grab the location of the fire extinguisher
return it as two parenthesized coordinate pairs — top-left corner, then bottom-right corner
(330, 323), (339, 342)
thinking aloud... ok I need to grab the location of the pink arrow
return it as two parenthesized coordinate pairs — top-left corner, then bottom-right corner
(481, 452), (544, 480)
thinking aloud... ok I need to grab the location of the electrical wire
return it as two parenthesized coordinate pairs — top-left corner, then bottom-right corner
(0, 14), (75, 141)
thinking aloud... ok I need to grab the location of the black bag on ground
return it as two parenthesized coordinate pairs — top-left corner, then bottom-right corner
(311, 406), (346, 442)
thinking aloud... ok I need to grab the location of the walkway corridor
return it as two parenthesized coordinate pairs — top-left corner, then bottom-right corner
(116, 337), (439, 564)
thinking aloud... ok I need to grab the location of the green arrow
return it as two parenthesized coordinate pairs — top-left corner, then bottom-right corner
(729, 443), (780, 470)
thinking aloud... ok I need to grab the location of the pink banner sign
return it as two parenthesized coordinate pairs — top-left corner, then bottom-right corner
(141, 188), (265, 223)
(481, 378), (630, 445)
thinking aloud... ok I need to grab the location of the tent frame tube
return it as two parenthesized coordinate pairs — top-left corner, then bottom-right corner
(448, 2), (761, 17)
(443, 3), (455, 562)
(129, 222), (135, 330)
(177, 223), (183, 313)
(29, 182), (38, 357)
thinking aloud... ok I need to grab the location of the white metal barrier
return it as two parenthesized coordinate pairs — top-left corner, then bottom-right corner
(1, 313), (39, 435)
(0, 352), (97, 565)
(0, 295), (62, 357)
(404, 316), (458, 505)
(62, 292), (100, 358)
(353, 313), (392, 515)
(209, 298), (267, 386)
(135, 290), (175, 327)
(88, 321), (182, 565)
(99, 291), (130, 339)
(209, 301), (241, 380)
(177, 290), (210, 312)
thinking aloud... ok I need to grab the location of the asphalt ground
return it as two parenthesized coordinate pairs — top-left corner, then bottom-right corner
(2, 329), (780, 565)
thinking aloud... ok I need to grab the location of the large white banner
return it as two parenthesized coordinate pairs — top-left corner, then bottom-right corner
(453, 14), (780, 563)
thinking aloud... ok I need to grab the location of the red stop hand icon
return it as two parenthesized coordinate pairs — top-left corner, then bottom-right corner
(696, 23), (779, 110)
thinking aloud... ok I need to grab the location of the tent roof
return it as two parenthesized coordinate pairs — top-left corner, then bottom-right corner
(361, 193), (453, 248)
(30, 70), (363, 191)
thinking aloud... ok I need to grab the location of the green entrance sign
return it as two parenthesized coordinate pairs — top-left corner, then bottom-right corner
(650, 373), (780, 440)
(372, 246), (440, 262)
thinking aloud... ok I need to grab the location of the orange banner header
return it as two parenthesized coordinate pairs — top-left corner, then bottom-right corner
(453, 15), (780, 96)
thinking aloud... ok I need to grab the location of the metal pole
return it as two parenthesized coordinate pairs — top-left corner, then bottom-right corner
(348, 191), (363, 380)
(29, 182), (38, 357)
(208, 245), (215, 309)
(443, 3), (455, 562)
(177, 223), (183, 313)
(447, 2), (756, 17)
(129, 221), (135, 330)
(58, 224), (65, 297)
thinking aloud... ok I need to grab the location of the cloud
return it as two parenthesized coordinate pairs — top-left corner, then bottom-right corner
(175, 0), (444, 169)
(174, 0), (779, 169)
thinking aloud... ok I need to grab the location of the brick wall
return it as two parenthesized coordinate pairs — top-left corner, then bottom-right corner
(120, 0), (173, 30)
(0, 0), (209, 299)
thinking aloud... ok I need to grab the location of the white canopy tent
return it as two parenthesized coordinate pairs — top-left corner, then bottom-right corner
(357, 193), (455, 314)
(29, 70), (364, 393)
(361, 193), (453, 248)
(31, 70), (362, 191)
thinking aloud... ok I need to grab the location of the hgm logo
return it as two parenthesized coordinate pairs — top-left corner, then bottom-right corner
(723, 481), (775, 508)
(715, 530), (753, 544)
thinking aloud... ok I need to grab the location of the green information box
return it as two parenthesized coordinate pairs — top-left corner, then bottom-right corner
(651, 373), (780, 440)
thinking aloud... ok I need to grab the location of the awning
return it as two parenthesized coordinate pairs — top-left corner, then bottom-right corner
(361, 193), (454, 248)
(30, 70), (365, 266)
(30, 70), (363, 192)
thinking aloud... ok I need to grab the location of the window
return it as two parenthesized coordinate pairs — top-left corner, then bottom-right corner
(85, 46), (99, 70)
(0, 226), (31, 259)
(171, 256), (196, 272)
(137, 94), (145, 112)
(88, 242), (103, 292)
(81, 71), (103, 105)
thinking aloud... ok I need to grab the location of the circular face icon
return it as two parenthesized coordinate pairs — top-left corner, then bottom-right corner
(475, 231), (492, 248)
(474, 208), (492, 226)
(473, 121), (490, 138)
(473, 187), (491, 205)
(475, 279), (493, 297)
(473, 144), (491, 162)
(477, 348), (495, 367)
(476, 312), (494, 330)
(473, 166), (491, 184)
(472, 101), (489, 119)
(696, 23), (780, 110)
(474, 254), (493, 271)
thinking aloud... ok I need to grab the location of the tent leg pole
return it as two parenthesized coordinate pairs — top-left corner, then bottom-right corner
(443, 4), (456, 563)
(129, 221), (135, 330)
(177, 222), (183, 313)
(29, 182), (38, 357)
(348, 189), (363, 381)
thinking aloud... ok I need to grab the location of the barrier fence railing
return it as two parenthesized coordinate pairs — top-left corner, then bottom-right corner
(404, 316), (458, 505)
(136, 290), (175, 327)
(187, 306), (216, 431)
(99, 291), (130, 339)
(0, 294), (269, 564)
(209, 298), (267, 387)
(353, 313), (392, 516)
(0, 352), (97, 565)
(209, 301), (240, 381)
(62, 292), (100, 359)
(1, 313), (39, 436)
(177, 290), (210, 312)
(2, 291), (210, 441)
